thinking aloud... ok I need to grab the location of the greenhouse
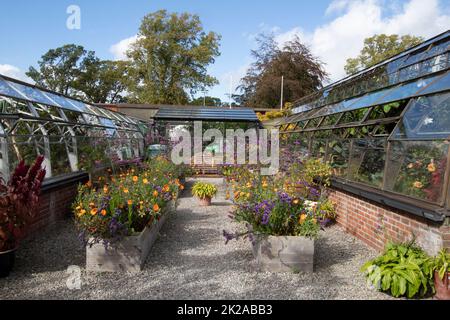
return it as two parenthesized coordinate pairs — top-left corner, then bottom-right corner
(268, 30), (450, 222)
(0, 75), (149, 179)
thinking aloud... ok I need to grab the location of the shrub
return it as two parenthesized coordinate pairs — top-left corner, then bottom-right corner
(432, 248), (450, 280)
(0, 156), (46, 251)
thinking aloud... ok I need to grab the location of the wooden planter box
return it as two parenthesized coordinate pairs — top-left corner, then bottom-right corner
(86, 199), (176, 272)
(252, 235), (314, 273)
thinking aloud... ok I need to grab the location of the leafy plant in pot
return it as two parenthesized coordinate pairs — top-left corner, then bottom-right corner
(432, 249), (450, 300)
(0, 156), (46, 277)
(192, 182), (217, 206)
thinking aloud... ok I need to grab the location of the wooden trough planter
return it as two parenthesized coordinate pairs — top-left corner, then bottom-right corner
(252, 235), (314, 273)
(86, 199), (177, 272)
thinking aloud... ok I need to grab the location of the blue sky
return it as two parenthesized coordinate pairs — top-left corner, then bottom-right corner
(0, 0), (449, 102)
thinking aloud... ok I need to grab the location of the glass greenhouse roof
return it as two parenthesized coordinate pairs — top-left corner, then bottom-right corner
(0, 74), (145, 132)
(291, 30), (450, 116)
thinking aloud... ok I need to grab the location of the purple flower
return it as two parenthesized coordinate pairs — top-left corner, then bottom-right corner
(223, 230), (235, 244)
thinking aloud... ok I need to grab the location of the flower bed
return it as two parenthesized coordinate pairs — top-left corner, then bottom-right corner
(223, 160), (336, 273)
(73, 156), (187, 272)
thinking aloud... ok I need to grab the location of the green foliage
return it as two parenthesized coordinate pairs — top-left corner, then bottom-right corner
(27, 44), (129, 103)
(361, 241), (435, 298)
(126, 10), (221, 104)
(237, 34), (328, 109)
(432, 249), (450, 280)
(190, 96), (222, 107)
(345, 34), (423, 75)
(192, 182), (218, 199)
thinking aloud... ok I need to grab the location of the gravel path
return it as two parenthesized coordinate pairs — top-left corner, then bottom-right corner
(0, 178), (392, 300)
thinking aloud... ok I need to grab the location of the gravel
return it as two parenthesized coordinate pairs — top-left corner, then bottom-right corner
(0, 178), (393, 300)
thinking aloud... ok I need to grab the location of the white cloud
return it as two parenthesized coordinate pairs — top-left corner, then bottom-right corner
(0, 64), (32, 82)
(274, 0), (450, 82)
(109, 35), (140, 60)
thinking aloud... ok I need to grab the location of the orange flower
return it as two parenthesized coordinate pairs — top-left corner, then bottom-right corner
(143, 178), (149, 184)
(85, 181), (92, 188)
(180, 185), (184, 190)
(127, 199), (133, 206)
(427, 162), (436, 173)
(123, 188), (129, 194)
(101, 209), (107, 216)
(299, 214), (307, 223)
(103, 186), (108, 194)
(153, 190), (159, 197)
(413, 181), (423, 189)
(133, 176), (139, 182)
(162, 184), (170, 192)
(153, 203), (160, 212)
(90, 208), (98, 216)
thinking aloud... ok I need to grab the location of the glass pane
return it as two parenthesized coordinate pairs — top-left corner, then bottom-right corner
(311, 139), (327, 159)
(0, 77), (26, 100)
(6, 82), (56, 106)
(348, 138), (386, 188)
(328, 139), (350, 177)
(66, 98), (89, 113)
(340, 108), (369, 124)
(345, 86), (396, 111)
(375, 74), (443, 106)
(41, 91), (83, 112)
(385, 140), (449, 204)
(419, 71), (450, 96)
(392, 92), (450, 139)
(367, 101), (406, 120)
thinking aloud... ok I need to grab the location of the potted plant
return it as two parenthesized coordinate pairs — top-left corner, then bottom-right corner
(0, 156), (46, 277)
(223, 168), (329, 273)
(432, 249), (450, 300)
(192, 182), (217, 206)
(75, 157), (183, 272)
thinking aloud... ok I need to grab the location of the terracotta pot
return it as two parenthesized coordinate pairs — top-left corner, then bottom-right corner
(0, 248), (17, 278)
(434, 270), (450, 300)
(199, 197), (212, 206)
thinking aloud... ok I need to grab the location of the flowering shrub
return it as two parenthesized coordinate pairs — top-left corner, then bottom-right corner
(0, 156), (46, 251)
(73, 156), (185, 247)
(223, 163), (336, 244)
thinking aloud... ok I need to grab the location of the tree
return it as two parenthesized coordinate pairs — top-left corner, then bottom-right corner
(76, 60), (130, 103)
(27, 45), (129, 103)
(26, 44), (93, 97)
(190, 96), (222, 107)
(126, 10), (221, 105)
(344, 34), (423, 75)
(237, 34), (328, 109)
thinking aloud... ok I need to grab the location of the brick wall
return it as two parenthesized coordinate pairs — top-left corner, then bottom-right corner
(328, 188), (450, 256)
(26, 182), (80, 235)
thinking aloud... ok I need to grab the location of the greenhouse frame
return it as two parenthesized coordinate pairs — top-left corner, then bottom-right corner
(267, 30), (450, 224)
(0, 75), (149, 180)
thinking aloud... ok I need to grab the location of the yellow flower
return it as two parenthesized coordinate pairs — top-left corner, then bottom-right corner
(427, 163), (436, 173)
(143, 178), (149, 184)
(133, 176), (139, 182)
(153, 190), (159, 197)
(89, 202), (95, 207)
(90, 208), (98, 216)
(101, 209), (107, 216)
(127, 200), (133, 206)
(313, 218), (317, 224)
(153, 203), (160, 212)
(80, 209), (86, 215)
(103, 186), (108, 194)
(75, 206), (81, 210)
(407, 163), (414, 169)
(123, 188), (129, 194)
(413, 181), (423, 189)
(299, 214), (307, 223)
(293, 199), (299, 205)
